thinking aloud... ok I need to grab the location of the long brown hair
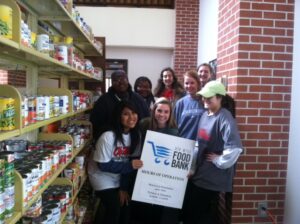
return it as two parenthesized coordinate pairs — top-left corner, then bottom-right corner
(216, 94), (236, 118)
(148, 97), (177, 130)
(153, 67), (184, 98)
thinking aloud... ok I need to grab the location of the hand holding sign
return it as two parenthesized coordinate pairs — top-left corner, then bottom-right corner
(132, 131), (195, 209)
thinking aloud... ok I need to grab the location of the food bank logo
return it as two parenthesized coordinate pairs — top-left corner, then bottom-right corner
(147, 141), (171, 165)
(147, 140), (191, 170)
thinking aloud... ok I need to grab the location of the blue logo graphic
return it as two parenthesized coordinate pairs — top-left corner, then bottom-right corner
(147, 141), (171, 165)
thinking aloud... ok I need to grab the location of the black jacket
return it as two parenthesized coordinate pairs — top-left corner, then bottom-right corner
(90, 86), (150, 141)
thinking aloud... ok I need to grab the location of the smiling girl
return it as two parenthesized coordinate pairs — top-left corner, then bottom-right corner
(183, 81), (243, 224)
(154, 68), (185, 106)
(174, 70), (205, 140)
(135, 97), (179, 224)
(88, 101), (143, 224)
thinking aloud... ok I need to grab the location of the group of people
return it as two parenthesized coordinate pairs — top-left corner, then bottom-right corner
(88, 63), (243, 224)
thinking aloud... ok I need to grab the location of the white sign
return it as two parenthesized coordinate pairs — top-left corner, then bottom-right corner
(132, 130), (195, 209)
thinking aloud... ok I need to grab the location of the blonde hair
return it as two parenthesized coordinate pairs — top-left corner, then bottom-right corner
(149, 97), (177, 130)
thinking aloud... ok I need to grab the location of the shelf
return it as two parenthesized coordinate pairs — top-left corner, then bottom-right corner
(13, 133), (90, 215)
(4, 211), (22, 224)
(73, 171), (87, 201)
(50, 178), (73, 224)
(16, 0), (102, 57)
(1, 1), (102, 223)
(60, 170), (87, 224)
(0, 129), (20, 141)
(21, 113), (72, 134)
(18, 46), (101, 81)
(0, 36), (19, 51)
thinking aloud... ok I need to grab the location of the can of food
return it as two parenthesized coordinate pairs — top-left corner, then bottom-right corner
(43, 96), (50, 119)
(0, 5), (13, 39)
(36, 34), (50, 53)
(19, 171), (30, 205)
(24, 195), (42, 218)
(21, 96), (29, 127)
(0, 98), (15, 131)
(65, 141), (72, 159)
(73, 132), (81, 148)
(75, 156), (84, 169)
(56, 144), (66, 164)
(55, 45), (68, 64)
(49, 96), (55, 118)
(36, 96), (45, 121)
(4, 185), (14, 218)
(53, 96), (60, 117)
(0, 192), (5, 223)
(28, 96), (36, 124)
(59, 95), (69, 114)
(0, 160), (5, 193)
(43, 203), (60, 223)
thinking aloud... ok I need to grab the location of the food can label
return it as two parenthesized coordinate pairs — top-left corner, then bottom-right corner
(0, 5), (13, 39)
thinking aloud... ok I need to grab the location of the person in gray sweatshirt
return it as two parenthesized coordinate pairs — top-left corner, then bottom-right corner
(183, 80), (243, 224)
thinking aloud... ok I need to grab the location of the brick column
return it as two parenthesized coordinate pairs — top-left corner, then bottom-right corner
(174, 0), (199, 81)
(218, 0), (294, 223)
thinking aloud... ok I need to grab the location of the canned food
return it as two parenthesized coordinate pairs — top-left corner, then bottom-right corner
(22, 96), (29, 127)
(75, 156), (85, 169)
(55, 45), (68, 64)
(24, 195), (42, 218)
(0, 97), (15, 131)
(36, 96), (45, 121)
(28, 96), (36, 124)
(44, 96), (50, 119)
(0, 5), (13, 39)
(53, 96), (60, 117)
(49, 96), (55, 118)
(59, 95), (69, 114)
(73, 132), (81, 148)
(4, 186), (14, 218)
(36, 34), (50, 53)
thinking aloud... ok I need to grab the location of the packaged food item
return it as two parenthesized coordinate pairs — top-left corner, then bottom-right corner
(0, 5), (12, 39)
(0, 97), (15, 131)
(36, 34), (50, 53)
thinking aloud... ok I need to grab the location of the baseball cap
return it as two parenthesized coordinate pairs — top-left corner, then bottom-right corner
(111, 70), (128, 81)
(197, 80), (226, 98)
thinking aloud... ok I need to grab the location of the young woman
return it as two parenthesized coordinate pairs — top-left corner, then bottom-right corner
(183, 81), (243, 224)
(174, 70), (205, 140)
(134, 76), (155, 110)
(153, 67), (185, 106)
(136, 97), (179, 224)
(140, 97), (178, 140)
(197, 63), (214, 88)
(88, 101), (143, 224)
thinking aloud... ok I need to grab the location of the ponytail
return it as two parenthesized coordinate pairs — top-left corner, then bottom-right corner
(218, 94), (236, 118)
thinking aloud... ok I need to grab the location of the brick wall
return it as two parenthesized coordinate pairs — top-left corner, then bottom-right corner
(217, 0), (294, 223)
(0, 70), (26, 87)
(174, 0), (199, 82)
(0, 70), (8, 84)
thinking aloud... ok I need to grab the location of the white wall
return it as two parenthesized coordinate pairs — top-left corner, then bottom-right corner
(78, 7), (175, 49)
(197, 0), (218, 65)
(285, 1), (300, 223)
(106, 46), (174, 90)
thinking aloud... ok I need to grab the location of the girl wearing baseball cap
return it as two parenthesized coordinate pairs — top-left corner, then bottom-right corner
(183, 80), (243, 224)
